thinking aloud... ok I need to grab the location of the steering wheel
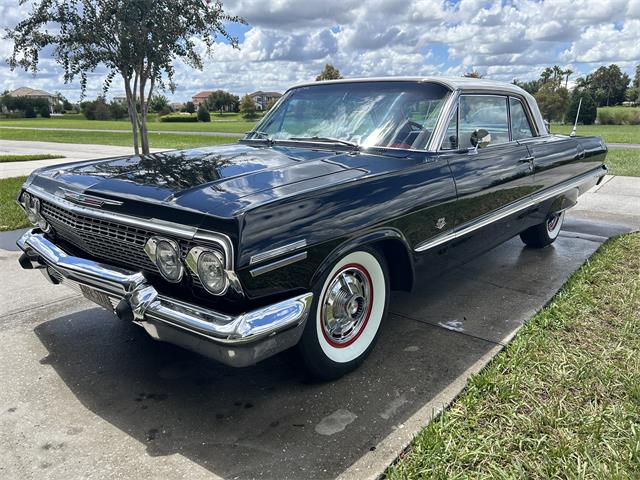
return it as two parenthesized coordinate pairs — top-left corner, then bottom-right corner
(406, 120), (424, 131)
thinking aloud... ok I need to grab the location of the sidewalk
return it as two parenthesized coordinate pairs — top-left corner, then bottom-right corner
(0, 140), (167, 178)
(0, 125), (244, 138)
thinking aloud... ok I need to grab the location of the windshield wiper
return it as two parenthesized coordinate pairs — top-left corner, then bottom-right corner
(288, 136), (360, 150)
(245, 130), (273, 142)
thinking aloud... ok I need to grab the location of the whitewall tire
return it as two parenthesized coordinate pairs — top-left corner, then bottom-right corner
(297, 247), (389, 380)
(520, 211), (565, 248)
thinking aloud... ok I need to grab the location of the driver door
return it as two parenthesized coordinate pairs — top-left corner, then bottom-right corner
(438, 94), (534, 255)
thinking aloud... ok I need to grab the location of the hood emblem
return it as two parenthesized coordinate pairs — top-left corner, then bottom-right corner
(435, 217), (446, 230)
(58, 188), (123, 208)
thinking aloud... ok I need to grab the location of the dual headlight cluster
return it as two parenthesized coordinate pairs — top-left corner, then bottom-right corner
(144, 236), (228, 295)
(20, 192), (50, 232)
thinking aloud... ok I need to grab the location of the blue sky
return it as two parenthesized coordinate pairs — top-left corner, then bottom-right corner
(1, 0), (639, 102)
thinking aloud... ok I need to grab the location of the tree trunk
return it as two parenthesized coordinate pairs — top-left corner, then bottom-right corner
(122, 74), (140, 156)
(137, 73), (154, 155)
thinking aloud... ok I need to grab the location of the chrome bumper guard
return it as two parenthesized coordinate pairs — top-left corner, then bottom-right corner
(18, 229), (313, 367)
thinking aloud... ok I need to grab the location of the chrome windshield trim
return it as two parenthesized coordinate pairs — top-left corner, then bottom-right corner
(250, 251), (308, 277)
(250, 239), (307, 265)
(415, 166), (607, 252)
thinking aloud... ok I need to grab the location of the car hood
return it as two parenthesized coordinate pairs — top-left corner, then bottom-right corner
(30, 143), (417, 219)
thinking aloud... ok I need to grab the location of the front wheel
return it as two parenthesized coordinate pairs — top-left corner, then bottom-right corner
(296, 247), (389, 381)
(520, 211), (565, 248)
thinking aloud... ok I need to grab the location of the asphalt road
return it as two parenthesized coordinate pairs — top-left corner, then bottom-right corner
(0, 178), (638, 480)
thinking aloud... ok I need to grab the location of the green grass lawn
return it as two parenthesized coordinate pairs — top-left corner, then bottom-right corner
(605, 149), (640, 177)
(551, 124), (640, 144)
(387, 233), (640, 479)
(0, 128), (238, 150)
(0, 176), (29, 231)
(0, 154), (65, 163)
(0, 115), (258, 134)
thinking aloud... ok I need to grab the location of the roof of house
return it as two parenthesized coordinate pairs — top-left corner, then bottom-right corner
(249, 91), (282, 98)
(192, 91), (214, 99)
(9, 86), (54, 97)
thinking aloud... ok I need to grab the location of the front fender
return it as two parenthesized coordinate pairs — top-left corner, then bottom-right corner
(310, 228), (415, 292)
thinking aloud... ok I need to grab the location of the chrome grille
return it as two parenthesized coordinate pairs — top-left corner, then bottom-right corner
(41, 199), (158, 273)
(39, 199), (207, 289)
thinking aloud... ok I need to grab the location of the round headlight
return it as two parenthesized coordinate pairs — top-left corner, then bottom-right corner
(155, 240), (183, 282)
(197, 250), (226, 294)
(24, 193), (39, 224)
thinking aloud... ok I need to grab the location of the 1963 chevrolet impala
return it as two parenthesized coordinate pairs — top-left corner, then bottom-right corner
(16, 77), (607, 379)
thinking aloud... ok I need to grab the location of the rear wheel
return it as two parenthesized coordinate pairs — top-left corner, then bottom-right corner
(296, 247), (389, 381)
(520, 211), (565, 248)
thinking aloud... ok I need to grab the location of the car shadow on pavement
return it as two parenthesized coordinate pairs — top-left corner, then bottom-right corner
(33, 304), (494, 479)
(30, 224), (626, 479)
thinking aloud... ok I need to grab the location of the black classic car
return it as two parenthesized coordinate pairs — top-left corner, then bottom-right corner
(17, 77), (607, 379)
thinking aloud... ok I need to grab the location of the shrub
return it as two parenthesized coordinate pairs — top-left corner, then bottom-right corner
(597, 107), (640, 125)
(159, 113), (198, 122)
(566, 91), (597, 125)
(197, 104), (210, 122)
(109, 100), (127, 120)
(81, 97), (112, 120)
(39, 105), (51, 118)
(24, 104), (36, 118)
(240, 94), (257, 119)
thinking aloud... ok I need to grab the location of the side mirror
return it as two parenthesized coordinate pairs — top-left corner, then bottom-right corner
(470, 129), (491, 149)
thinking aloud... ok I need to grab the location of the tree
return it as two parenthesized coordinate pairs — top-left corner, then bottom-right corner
(566, 90), (597, 125)
(534, 83), (570, 122)
(206, 90), (239, 114)
(582, 64), (630, 107)
(240, 94), (257, 119)
(197, 103), (210, 122)
(563, 68), (573, 88)
(185, 101), (196, 114)
(513, 78), (542, 95)
(316, 64), (343, 81)
(463, 71), (483, 78)
(149, 94), (170, 113)
(7, 1), (245, 155)
(39, 104), (51, 118)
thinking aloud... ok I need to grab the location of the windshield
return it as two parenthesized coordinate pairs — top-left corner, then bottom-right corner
(246, 81), (450, 150)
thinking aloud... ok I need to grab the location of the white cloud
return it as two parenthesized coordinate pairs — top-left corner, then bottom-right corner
(0, 0), (638, 102)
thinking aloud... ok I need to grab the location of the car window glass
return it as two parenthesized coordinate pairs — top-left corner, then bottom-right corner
(440, 107), (458, 150)
(509, 97), (534, 140)
(254, 82), (449, 150)
(459, 95), (509, 148)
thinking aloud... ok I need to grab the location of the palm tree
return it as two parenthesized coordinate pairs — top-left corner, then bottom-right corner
(564, 69), (574, 89)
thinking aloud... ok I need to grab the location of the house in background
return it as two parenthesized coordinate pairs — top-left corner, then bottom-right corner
(8, 86), (57, 112)
(249, 91), (282, 110)
(192, 91), (214, 108)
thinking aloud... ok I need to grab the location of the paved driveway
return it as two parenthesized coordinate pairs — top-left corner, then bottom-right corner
(0, 140), (167, 179)
(0, 178), (638, 480)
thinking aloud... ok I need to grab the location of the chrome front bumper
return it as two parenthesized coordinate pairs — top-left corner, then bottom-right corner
(17, 229), (313, 367)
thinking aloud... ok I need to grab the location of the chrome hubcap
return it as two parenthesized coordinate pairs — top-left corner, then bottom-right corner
(321, 266), (372, 346)
(547, 214), (560, 232)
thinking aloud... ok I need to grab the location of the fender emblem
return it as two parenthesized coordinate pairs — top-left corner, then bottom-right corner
(435, 217), (446, 230)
